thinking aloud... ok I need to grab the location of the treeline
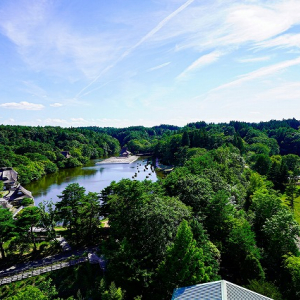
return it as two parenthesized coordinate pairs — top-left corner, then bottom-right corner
(0, 126), (120, 184)
(82, 118), (300, 164)
(81, 124), (180, 154)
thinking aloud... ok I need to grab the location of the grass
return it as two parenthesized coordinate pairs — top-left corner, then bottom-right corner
(54, 226), (68, 232)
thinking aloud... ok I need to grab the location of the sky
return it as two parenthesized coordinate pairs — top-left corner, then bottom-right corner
(0, 0), (300, 128)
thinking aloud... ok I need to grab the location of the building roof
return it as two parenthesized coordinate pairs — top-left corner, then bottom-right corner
(0, 167), (18, 183)
(172, 280), (273, 300)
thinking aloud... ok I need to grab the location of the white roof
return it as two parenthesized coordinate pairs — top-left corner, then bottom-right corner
(172, 280), (273, 300)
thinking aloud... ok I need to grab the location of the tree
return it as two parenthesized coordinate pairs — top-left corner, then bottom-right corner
(181, 131), (190, 147)
(55, 183), (86, 245)
(283, 255), (300, 300)
(250, 188), (282, 244)
(157, 220), (214, 299)
(286, 173), (298, 210)
(203, 190), (235, 242)
(246, 280), (283, 300)
(262, 208), (300, 271)
(16, 206), (41, 252)
(0, 208), (16, 259)
(253, 154), (271, 175)
(7, 286), (48, 300)
(102, 282), (124, 300)
(38, 200), (57, 242)
(102, 179), (191, 298)
(222, 217), (264, 284)
(79, 192), (101, 244)
(165, 173), (214, 217)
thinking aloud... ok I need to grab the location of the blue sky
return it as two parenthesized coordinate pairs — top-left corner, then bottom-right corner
(0, 0), (300, 127)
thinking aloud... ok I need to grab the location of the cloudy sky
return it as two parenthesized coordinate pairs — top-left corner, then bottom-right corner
(0, 0), (300, 127)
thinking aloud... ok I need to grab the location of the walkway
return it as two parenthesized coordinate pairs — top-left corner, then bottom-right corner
(0, 256), (88, 285)
(0, 246), (98, 285)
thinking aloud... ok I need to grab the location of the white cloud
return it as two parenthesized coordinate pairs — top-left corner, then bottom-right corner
(0, 101), (44, 110)
(70, 117), (89, 125)
(0, 1), (121, 79)
(177, 51), (224, 80)
(44, 118), (68, 125)
(238, 56), (271, 63)
(152, 0), (300, 54)
(256, 33), (300, 50)
(50, 103), (63, 107)
(148, 62), (171, 72)
(215, 57), (300, 91)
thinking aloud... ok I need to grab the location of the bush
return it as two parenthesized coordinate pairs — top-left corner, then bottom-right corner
(22, 198), (34, 206)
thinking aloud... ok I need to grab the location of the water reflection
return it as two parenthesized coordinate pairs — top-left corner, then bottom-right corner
(25, 158), (158, 206)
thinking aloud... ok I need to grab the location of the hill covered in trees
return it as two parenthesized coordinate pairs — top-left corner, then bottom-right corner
(0, 126), (120, 184)
(1, 119), (300, 299)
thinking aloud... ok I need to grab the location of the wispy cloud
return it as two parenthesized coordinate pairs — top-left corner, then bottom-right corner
(44, 118), (68, 125)
(75, 0), (195, 98)
(148, 62), (171, 72)
(0, 1), (121, 79)
(177, 51), (223, 80)
(50, 103), (63, 107)
(152, 0), (300, 54)
(0, 101), (44, 110)
(256, 33), (300, 50)
(215, 57), (300, 91)
(237, 56), (271, 63)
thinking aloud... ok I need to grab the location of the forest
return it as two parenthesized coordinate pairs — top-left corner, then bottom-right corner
(1, 119), (300, 299)
(0, 126), (120, 184)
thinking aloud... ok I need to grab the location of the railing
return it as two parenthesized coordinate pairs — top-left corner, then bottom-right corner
(0, 257), (88, 285)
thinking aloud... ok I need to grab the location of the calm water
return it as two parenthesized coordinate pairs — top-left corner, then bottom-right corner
(25, 157), (158, 206)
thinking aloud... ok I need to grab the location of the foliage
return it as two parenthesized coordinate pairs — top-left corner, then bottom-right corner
(246, 280), (283, 300)
(0, 125), (120, 184)
(0, 208), (16, 259)
(22, 197), (34, 206)
(157, 220), (216, 299)
(15, 206), (41, 252)
(55, 183), (101, 246)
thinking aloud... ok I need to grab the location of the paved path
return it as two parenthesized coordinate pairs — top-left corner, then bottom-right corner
(0, 257), (88, 285)
(0, 246), (98, 281)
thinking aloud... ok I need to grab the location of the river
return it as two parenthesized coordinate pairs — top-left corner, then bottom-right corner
(24, 157), (158, 206)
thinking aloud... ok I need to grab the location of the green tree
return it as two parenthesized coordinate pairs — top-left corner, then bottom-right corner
(7, 286), (48, 300)
(80, 192), (101, 244)
(16, 206), (41, 252)
(102, 282), (124, 300)
(102, 179), (191, 298)
(55, 183), (86, 245)
(0, 208), (16, 259)
(262, 208), (300, 270)
(246, 280), (283, 300)
(253, 154), (271, 175)
(157, 220), (214, 299)
(181, 131), (190, 147)
(38, 200), (57, 242)
(283, 255), (300, 300)
(223, 217), (264, 283)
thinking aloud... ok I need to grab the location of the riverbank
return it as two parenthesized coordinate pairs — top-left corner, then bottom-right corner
(96, 155), (139, 164)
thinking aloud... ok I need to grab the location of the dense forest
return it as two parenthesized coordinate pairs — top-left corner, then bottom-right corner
(0, 126), (120, 184)
(1, 119), (300, 299)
